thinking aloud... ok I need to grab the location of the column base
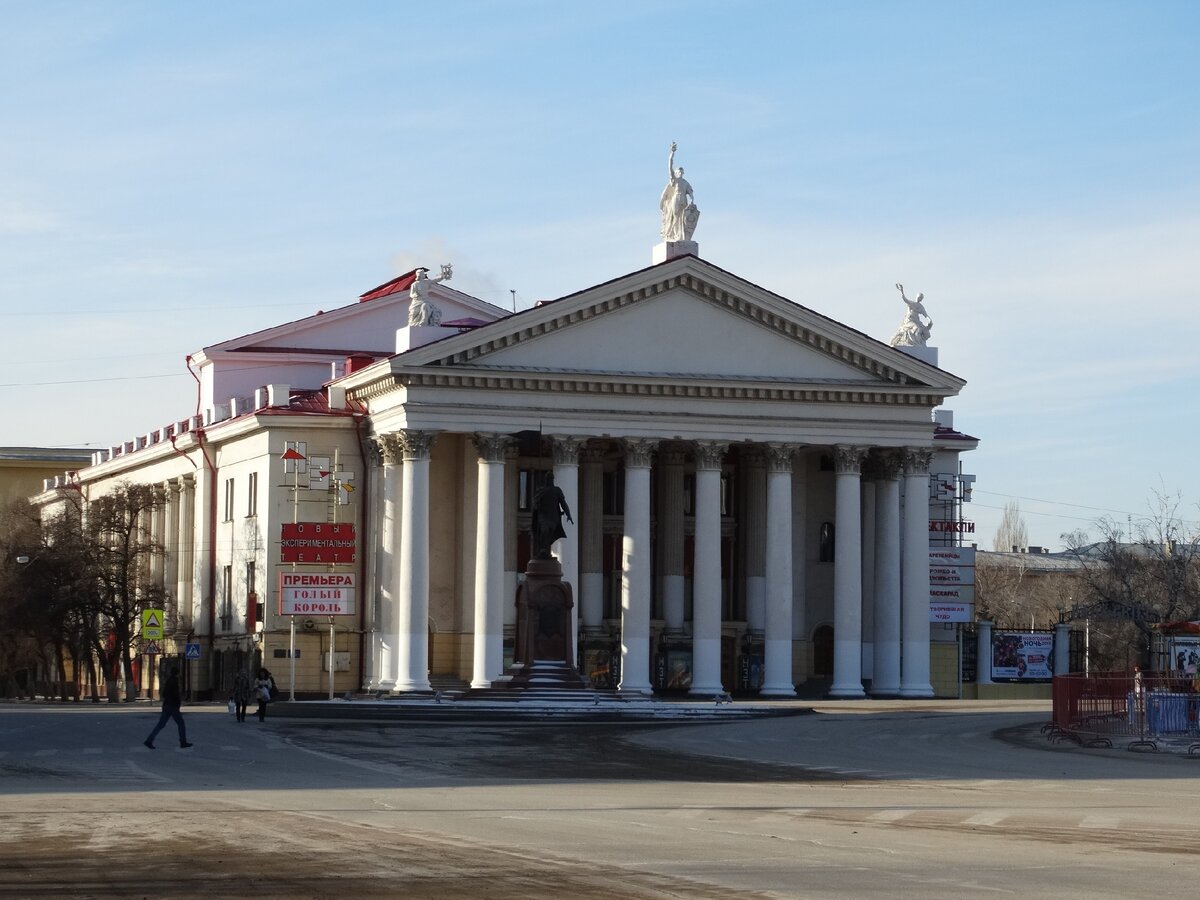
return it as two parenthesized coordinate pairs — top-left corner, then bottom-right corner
(394, 678), (432, 692)
(618, 684), (654, 697)
(688, 681), (726, 697)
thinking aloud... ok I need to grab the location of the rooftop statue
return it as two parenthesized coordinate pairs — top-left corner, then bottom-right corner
(889, 283), (933, 348)
(407, 263), (453, 327)
(660, 142), (700, 242)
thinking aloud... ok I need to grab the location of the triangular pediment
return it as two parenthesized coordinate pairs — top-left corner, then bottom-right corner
(395, 256), (964, 396)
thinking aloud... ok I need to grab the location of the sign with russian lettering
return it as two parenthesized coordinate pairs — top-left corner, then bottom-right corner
(279, 572), (356, 616)
(930, 603), (973, 623)
(280, 522), (356, 563)
(929, 519), (975, 535)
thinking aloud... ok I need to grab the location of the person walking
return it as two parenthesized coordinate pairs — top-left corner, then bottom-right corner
(144, 669), (192, 749)
(253, 668), (273, 722)
(231, 668), (251, 723)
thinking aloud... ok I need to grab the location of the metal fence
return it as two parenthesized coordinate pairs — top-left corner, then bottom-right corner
(1049, 670), (1200, 753)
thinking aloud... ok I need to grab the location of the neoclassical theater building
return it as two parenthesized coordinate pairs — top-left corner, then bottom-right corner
(35, 173), (977, 700)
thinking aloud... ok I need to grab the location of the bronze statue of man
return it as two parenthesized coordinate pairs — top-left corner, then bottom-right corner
(531, 474), (573, 559)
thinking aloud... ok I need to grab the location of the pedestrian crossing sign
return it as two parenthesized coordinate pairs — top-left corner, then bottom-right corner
(144, 640), (160, 656)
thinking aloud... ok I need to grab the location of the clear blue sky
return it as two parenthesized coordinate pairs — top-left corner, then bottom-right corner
(2, 1), (1198, 549)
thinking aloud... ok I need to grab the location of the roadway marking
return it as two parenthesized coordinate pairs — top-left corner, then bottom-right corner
(963, 811), (1009, 826)
(83, 747), (103, 755)
(221, 745), (240, 752)
(1080, 815), (1121, 829)
(33, 749), (57, 757)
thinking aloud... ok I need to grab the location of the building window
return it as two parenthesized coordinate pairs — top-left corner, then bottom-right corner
(819, 522), (836, 562)
(220, 565), (232, 630)
(223, 478), (235, 522)
(247, 471), (258, 517)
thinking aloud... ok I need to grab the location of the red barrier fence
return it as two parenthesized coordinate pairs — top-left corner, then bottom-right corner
(1050, 671), (1200, 750)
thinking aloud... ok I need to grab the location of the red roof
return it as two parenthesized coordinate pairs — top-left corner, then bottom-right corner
(358, 269), (419, 303)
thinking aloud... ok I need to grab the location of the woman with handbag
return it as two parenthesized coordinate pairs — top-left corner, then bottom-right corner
(253, 668), (273, 722)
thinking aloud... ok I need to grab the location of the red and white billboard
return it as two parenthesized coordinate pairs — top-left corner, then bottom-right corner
(279, 572), (356, 616)
(280, 522), (356, 564)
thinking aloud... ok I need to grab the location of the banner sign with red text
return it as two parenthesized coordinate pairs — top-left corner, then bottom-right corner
(279, 572), (356, 616)
(280, 522), (356, 563)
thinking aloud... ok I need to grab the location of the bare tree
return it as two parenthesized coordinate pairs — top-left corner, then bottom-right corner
(992, 500), (1029, 552)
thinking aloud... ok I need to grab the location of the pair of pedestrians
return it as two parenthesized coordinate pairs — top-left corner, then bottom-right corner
(231, 667), (275, 722)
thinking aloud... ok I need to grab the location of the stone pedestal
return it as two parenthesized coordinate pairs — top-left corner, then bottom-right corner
(652, 240), (699, 264)
(896, 344), (938, 367)
(505, 557), (586, 689)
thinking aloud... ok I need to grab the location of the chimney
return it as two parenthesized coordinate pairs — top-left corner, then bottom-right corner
(327, 385), (347, 410)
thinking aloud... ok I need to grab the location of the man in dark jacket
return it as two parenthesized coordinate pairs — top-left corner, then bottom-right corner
(144, 669), (192, 749)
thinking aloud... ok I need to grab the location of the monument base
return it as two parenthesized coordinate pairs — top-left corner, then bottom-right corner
(652, 240), (699, 264)
(496, 556), (588, 691)
(895, 344), (938, 367)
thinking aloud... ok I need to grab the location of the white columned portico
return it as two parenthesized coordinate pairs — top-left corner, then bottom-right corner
(657, 446), (687, 633)
(550, 435), (583, 645)
(761, 443), (797, 696)
(830, 445), (868, 698)
(741, 449), (767, 633)
(871, 452), (902, 696)
(578, 446), (606, 632)
(900, 447), (934, 698)
(374, 436), (402, 689)
(471, 433), (510, 688)
(618, 438), (657, 695)
(690, 441), (727, 696)
(395, 429), (437, 692)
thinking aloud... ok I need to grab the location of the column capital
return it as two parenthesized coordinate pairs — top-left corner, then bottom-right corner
(902, 447), (934, 476)
(376, 434), (404, 466)
(472, 432), (513, 464)
(549, 435), (586, 466)
(693, 440), (728, 471)
(580, 444), (607, 466)
(741, 446), (767, 468)
(623, 438), (658, 469)
(764, 442), (801, 473)
(177, 473), (195, 489)
(872, 449), (904, 481)
(167, 479), (182, 496)
(398, 429), (438, 461)
(832, 445), (869, 475)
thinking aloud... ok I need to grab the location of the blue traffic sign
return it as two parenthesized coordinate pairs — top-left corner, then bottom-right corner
(185, 643), (201, 660)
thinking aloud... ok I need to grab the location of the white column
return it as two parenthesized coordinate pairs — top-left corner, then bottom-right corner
(618, 438), (656, 695)
(471, 434), (510, 688)
(374, 436), (402, 689)
(503, 446), (519, 628)
(1054, 622), (1071, 676)
(791, 452), (808, 640)
(872, 452), (902, 696)
(396, 430), (437, 692)
(830, 445), (867, 698)
(551, 435), (583, 646)
(690, 441), (727, 696)
(579, 446), (606, 631)
(976, 620), (994, 685)
(657, 446), (687, 633)
(761, 444), (796, 696)
(900, 447), (934, 698)
(150, 484), (166, 590)
(860, 475), (876, 680)
(176, 474), (195, 631)
(164, 480), (180, 630)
